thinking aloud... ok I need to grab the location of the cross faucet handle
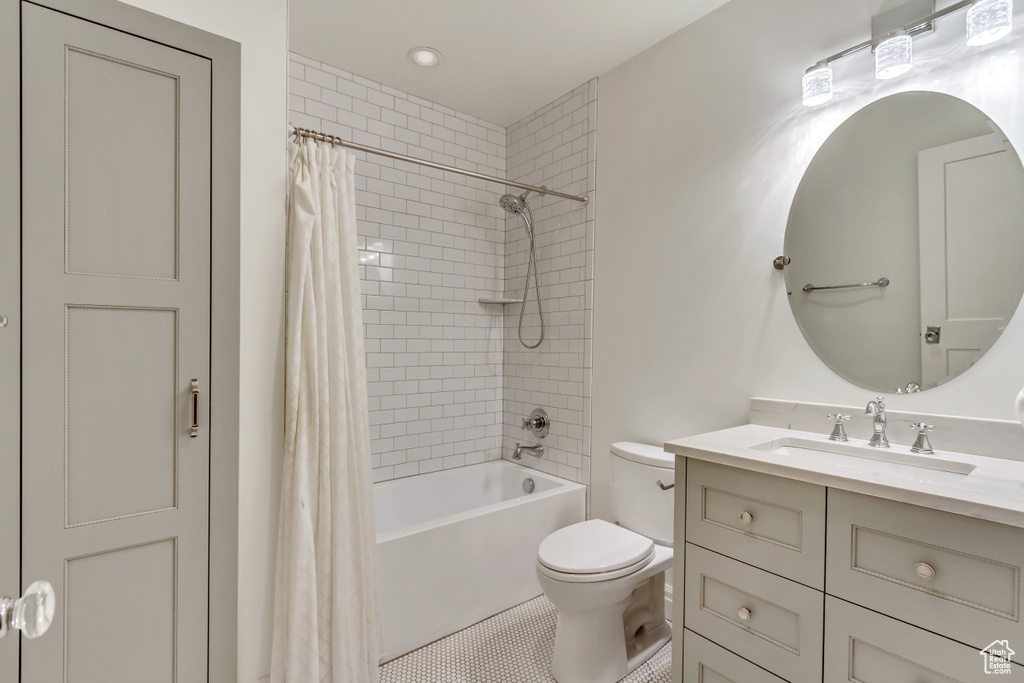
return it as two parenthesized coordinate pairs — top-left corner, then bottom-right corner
(520, 408), (549, 438)
(827, 414), (850, 442)
(909, 423), (935, 454)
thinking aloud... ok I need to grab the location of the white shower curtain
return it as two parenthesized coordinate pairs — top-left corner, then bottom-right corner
(271, 139), (380, 682)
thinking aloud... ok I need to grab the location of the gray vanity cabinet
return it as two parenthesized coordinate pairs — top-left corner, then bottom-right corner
(679, 458), (1024, 682)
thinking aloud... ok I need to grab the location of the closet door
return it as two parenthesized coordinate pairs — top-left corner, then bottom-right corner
(20, 3), (211, 681)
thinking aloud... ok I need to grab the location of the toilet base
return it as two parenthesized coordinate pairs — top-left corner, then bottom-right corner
(541, 547), (673, 683)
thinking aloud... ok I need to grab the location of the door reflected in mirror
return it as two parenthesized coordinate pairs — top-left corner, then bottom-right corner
(784, 92), (1024, 393)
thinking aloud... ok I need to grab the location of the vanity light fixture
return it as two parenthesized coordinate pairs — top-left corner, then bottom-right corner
(967, 0), (1014, 45)
(875, 30), (914, 79)
(802, 62), (834, 106)
(802, 0), (1014, 106)
(407, 46), (443, 67)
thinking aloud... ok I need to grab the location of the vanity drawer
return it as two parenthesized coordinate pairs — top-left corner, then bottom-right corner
(686, 459), (826, 589)
(826, 489), (1024, 663)
(685, 543), (824, 683)
(683, 629), (787, 683)
(824, 595), (1024, 681)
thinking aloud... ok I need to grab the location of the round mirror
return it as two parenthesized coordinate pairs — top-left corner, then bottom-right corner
(784, 92), (1024, 393)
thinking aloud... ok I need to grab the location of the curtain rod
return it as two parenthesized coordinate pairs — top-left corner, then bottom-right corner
(291, 126), (589, 204)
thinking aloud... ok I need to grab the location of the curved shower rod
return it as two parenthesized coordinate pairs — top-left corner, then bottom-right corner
(291, 125), (589, 204)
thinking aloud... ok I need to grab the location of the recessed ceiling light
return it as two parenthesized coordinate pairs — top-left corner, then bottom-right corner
(408, 46), (442, 67)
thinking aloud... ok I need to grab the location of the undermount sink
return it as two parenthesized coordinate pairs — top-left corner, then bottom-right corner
(751, 436), (977, 483)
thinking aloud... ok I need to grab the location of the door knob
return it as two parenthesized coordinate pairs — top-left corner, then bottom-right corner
(0, 580), (55, 640)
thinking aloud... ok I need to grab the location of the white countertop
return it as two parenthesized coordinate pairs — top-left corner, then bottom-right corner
(665, 423), (1024, 528)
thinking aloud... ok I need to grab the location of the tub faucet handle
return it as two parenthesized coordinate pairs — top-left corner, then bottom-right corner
(827, 414), (850, 442)
(520, 408), (549, 438)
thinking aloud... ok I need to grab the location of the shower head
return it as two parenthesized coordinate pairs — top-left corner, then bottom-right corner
(498, 192), (528, 215)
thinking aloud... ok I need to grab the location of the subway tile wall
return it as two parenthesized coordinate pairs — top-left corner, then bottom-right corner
(502, 81), (597, 488)
(288, 53), (509, 483)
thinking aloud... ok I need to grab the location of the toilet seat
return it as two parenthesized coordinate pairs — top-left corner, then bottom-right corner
(537, 519), (655, 583)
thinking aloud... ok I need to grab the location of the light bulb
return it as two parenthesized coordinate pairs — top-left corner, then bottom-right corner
(802, 64), (833, 106)
(407, 47), (442, 67)
(967, 0), (1013, 46)
(875, 32), (913, 79)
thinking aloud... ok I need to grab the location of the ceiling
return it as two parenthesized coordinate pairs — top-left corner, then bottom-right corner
(289, 0), (732, 127)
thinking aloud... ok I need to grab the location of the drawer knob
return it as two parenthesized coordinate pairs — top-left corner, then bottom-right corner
(738, 511), (753, 526)
(914, 562), (936, 581)
(737, 607), (752, 622)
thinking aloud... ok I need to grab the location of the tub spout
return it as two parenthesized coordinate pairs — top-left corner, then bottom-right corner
(513, 443), (544, 460)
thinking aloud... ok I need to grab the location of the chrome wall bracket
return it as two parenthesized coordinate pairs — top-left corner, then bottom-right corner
(872, 0), (936, 46)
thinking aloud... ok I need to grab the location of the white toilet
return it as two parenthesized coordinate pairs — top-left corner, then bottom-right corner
(536, 442), (675, 683)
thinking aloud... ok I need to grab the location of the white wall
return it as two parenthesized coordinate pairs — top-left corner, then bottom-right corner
(288, 52), (508, 483)
(117, 1), (287, 681)
(592, 0), (1024, 521)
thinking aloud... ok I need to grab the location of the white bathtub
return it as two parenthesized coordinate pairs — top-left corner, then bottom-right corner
(375, 460), (586, 662)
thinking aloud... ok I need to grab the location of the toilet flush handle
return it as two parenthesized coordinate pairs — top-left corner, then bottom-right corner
(656, 480), (674, 490)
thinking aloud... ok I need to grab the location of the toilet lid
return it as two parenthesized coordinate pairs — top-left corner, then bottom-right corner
(538, 519), (654, 574)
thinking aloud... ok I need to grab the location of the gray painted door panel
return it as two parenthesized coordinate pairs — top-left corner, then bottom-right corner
(21, 3), (211, 680)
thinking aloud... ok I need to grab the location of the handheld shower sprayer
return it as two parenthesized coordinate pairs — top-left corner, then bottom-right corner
(498, 190), (529, 216)
(498, 189), (544, 349)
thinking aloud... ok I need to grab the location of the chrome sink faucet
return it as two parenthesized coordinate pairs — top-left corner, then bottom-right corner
(865, 397), (889, 448)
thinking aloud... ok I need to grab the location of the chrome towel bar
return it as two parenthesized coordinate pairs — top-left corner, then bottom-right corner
(802, 277), (889, 293)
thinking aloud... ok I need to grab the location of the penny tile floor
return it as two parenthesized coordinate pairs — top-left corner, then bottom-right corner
(380, 595), (671, 682)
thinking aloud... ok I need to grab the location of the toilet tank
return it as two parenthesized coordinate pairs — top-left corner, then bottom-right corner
(608, 442), (675, 545)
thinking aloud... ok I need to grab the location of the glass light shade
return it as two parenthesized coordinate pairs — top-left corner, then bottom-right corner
(875, 33), (913, 79)
(802, 65), (834, 106)
(967, 0), (1013, 46)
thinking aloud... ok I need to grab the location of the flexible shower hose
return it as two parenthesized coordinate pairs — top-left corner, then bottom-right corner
(518, 204), (544, 349)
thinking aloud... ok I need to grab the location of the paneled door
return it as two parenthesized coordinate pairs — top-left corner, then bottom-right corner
(918, 132), (1024, 388)
(20, 3), (211, 680)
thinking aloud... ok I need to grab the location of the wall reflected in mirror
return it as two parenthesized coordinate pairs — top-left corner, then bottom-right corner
(784, 91), (1024, 393)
